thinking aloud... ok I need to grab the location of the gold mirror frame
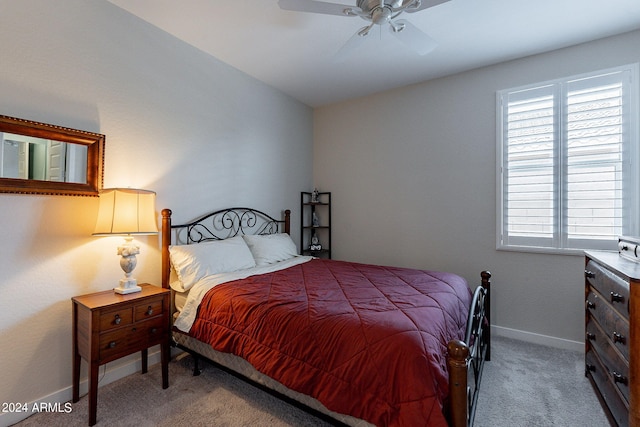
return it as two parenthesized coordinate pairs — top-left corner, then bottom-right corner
(0, 115), (104, 196)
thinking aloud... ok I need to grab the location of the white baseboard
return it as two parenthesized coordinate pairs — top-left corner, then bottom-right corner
(0, 349), (165, 426)
(492, 325), (584, 352)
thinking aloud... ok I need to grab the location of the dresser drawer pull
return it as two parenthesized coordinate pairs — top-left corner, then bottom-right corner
(151, 328), (157, 334)
(584, 270), (596, 279)
(586, 332), (595, 341)
(108, 341), (116, 349)
(114, 314), (121, 325)
(612, 372), (628, 385)
(146, 306), (154, 316)
(610, 292), (624, 304)
(612, 332), (626, 344)
(586, 300), (596, 310)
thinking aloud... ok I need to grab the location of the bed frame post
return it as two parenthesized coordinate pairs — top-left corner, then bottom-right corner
(481, 270), (491, 361)
(448, 340), (470, 427)
(284, 209), (291, 235)
(161, 209), (172, 289)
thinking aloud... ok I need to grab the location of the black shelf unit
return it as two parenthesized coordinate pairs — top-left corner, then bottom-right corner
(300, 191), (331, 259)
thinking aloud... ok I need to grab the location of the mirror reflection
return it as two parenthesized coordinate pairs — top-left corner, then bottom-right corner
(0, 115), (104, 196)
(1, 132), (88, 183)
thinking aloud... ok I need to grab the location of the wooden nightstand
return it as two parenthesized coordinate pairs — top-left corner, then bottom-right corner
(72, 284), (170, 426)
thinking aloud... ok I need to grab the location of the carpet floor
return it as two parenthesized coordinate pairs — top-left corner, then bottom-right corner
(14, 336), (611, 426)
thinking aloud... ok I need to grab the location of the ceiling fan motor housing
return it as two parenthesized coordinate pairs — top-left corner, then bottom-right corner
(356, 0), (407, 24)
(357, 0), (405, 10)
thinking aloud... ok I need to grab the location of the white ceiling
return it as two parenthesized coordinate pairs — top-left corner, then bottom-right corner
(107, 0), (640, 107)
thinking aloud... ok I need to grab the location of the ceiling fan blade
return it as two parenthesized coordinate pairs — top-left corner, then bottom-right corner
(389, 19), (437, 55)
(333, 27), (370, 63)
(278, 0), (361, 17)
(402, 0), (451, 13)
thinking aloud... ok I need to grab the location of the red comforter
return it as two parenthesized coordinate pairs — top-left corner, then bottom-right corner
(189, 258), (472, 426)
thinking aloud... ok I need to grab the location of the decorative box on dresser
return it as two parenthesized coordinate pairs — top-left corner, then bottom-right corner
(72, 284), (171, 426)
(585, 247), (640, 427)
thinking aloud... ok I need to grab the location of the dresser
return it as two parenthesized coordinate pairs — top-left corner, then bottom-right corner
(585, 250), (640, 427)
(72, 284), (170, 426)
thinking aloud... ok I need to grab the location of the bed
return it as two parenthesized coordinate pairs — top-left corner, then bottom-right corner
(161, 207), (491, 427)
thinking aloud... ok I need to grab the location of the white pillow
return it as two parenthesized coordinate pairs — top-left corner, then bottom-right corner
(242, 233), (298, 266)
(169, 236), (256, 291)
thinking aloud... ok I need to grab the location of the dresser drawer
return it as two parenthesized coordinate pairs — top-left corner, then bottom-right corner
(585, 260), (630, 315)
(134, 298), (164, 321)
(99, 316), (166, 361)
(586, 289), (630, 360)
(586, 318), (630, 401)
(99, 306), (133, 331)
(586, 349), (629, 427)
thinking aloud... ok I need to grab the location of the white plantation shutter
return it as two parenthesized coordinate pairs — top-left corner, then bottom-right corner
(503, 85), (556, 247)
(498, 65), (638, 252)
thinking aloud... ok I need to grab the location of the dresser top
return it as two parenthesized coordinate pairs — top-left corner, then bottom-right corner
(586, 250), (640, 282)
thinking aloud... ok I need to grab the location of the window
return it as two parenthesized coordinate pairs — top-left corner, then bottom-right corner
(497, 65), (639, 253)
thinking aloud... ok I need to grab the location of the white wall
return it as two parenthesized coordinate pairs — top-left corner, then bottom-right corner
(314, 29), (640, 347)
(0, 0), (312, 423)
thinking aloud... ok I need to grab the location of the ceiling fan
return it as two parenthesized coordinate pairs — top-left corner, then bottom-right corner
(278, 0), (450, 59)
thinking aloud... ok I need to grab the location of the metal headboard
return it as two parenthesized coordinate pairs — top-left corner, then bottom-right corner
(161, 207), (291, 289)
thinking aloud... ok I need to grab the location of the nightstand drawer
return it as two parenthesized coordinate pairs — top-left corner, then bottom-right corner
(99, 307), (133, 331)
(134, 298), (164, 321)
(99, 317), (166, 360)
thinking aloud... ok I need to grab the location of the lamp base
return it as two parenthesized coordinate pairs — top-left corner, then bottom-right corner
(114, 278), (141, 294)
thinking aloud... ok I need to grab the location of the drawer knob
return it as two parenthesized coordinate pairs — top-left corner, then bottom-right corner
(612, 332), (626, 344)
(586, 300), (596, 310)
(610, 292), (624, 304)
(109, 341), (116, 349)
(612, 372), (628, 385)
(146, 306), (153, 316)
(584, 270), (596, 279)
(114, 314), (121, 325)
(151, 328), (157, 334)
(586, 332), (595, 341)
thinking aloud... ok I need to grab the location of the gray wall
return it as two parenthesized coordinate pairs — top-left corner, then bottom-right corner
(0, 0), (312, 421)
(314, 29), (640, 347)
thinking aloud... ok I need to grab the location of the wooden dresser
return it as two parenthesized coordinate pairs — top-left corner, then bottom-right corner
(585, 250), (640, 427)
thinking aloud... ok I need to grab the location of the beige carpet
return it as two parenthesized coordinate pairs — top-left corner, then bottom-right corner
(14, 336), (610, 426)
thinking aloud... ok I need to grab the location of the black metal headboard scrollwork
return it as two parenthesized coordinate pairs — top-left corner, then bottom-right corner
(161, 207), (291, 289)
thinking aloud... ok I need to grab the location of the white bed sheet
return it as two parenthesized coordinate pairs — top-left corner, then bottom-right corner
(173, 255), (313, 332)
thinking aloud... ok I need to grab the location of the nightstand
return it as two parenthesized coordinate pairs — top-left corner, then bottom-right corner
(72, 284), (170, 426)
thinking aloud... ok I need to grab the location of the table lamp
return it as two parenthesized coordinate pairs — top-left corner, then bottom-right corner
(93, 188), (158, 294)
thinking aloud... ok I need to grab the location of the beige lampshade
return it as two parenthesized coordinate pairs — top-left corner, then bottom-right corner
(93, 188), (158, 235)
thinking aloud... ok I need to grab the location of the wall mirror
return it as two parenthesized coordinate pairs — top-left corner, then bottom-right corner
(0, 115), (104, 196)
